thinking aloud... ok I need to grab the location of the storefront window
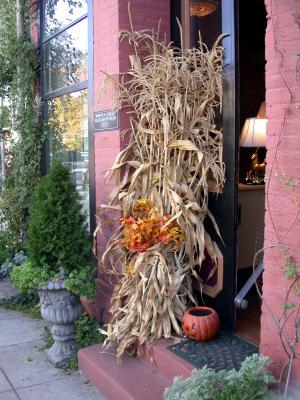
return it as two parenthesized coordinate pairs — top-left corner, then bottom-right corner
(189, 0), (223, 127)
(42, 0), (90, 227)
(45, 18), (88, 93)
(189, 0), (221, 49)
(48, 90), (89, 223)
(45, 0), (88, 38)
(171, 0), (221, 49)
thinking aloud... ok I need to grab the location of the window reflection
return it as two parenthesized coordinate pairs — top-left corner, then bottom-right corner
(45, 18), (88, 93)
(48, 90), (89, 225)
(189, 1), (222, 135)
(45, 0), (87, 37)
(189, 0), (221, 49)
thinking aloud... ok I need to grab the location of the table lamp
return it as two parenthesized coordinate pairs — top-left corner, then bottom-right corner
(240, 112), (267, 184)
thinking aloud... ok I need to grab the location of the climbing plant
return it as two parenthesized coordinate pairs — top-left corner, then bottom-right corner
(0, 0), (42, 251)
(251, 2), (300, 398)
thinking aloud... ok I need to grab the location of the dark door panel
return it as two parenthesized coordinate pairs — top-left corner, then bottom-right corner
(204, 0), (239, 332)
(171, 0), (239, 331)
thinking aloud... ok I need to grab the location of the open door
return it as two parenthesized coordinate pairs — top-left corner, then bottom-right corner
(205, 0), (239, 332)
(171, 0), (239, 331)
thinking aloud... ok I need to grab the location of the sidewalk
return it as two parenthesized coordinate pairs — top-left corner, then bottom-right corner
(0, 281), (106, 400)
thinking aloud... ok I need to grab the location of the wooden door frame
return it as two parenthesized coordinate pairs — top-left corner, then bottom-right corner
(181, 0), (190, 48)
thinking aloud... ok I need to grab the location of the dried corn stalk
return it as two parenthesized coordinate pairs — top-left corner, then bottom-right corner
(96, 25), (225, 357)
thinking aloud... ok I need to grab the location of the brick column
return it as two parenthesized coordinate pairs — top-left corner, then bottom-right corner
(261, 0), (300, 382)
(29, 0), (39, 45)
(90, 0), (170, 321)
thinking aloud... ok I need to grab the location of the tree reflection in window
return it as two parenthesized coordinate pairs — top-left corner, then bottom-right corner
(45, 0), (87, 38)
(48, 90), (89, 224)
(43, 0), (90, 226)
(45, 18), (87, 93)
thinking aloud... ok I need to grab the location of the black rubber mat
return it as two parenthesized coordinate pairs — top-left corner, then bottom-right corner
(168, 331), (258, 372)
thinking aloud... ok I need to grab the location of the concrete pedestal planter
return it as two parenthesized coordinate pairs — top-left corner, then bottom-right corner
(38, 279), (83, 368)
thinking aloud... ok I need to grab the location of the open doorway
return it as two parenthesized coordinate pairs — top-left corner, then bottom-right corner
(235, 0), (267, 345)
(171, 0), (267, 336)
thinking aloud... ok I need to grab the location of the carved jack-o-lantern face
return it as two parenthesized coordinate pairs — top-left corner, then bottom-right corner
(182, 307), (220, 341)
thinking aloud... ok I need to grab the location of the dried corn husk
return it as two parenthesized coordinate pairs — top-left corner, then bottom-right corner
(105, 250), (196, 358)
(96, 24), (225, 358)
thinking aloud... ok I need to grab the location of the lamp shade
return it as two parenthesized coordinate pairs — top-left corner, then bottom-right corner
(190, 1), (219, 17)
(240, 117), (267, 147)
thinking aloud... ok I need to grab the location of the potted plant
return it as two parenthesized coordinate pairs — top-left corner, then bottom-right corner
(12, 160), (96, 367)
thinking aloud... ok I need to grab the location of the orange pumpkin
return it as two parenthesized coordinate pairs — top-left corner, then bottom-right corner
(182, 307), (220, 341)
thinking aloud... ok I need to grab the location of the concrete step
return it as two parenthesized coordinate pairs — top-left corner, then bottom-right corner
(78, 344), (172, 400)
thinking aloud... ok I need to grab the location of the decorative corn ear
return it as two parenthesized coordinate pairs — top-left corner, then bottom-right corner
(95, 23), (225, 358)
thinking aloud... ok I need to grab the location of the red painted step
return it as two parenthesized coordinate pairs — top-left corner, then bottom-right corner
(141, 339), (193, 381)
(78, 344), (172, 400)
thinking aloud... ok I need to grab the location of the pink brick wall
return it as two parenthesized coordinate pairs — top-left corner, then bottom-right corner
(29, 0), (39, 45)
(91, 0), (170, 321)
(261, 0), (300, 383)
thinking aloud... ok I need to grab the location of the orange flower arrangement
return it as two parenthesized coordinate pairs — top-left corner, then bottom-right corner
(121, 199), (184, 254)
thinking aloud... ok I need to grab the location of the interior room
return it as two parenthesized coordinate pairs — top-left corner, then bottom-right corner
(171, 0), (267, 344)
(235, 0), (267, 345)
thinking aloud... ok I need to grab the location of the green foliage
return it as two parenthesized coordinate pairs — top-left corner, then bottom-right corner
(39, 326), (55, 351)
(0, 249), (27, 278)
(0, 0), (42, 251)
(284, 256), (299, 282)
(0, 232), (13, 266)
(11, 260), (58, 294)
(75, 312), (105, 349)
(3, 292), (41, 319)
(164, 354), (280, 400)
(0, 0), (16, 95)
(28, 160), (91, 273)
(282, 253), (300, 307)
(11, 160), (96, 298)
(37, 312), (105, 370)
(64, 356), (79, 371)
(65, 266), (96, 299)
(63, 312), (106, 370)
(282, 303), (295, 311)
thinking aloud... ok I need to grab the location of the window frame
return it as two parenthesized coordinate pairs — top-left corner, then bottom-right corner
(41, 3), (88, 101)
(181, 0), (190, 49)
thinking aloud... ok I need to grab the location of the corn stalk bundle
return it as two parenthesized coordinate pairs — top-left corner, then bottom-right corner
(107, 249), (196, 358)
(96, 26), (225, 357)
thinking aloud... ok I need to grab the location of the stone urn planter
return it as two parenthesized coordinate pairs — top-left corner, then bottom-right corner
(38, 279), (83, 368)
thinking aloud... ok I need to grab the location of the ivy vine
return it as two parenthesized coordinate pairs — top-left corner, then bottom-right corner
(0, 0), (42, 251)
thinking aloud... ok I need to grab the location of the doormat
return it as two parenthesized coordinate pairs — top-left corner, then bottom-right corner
(168, 331), (258, 372)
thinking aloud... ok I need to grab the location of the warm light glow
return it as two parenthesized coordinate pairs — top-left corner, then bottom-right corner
(240, 118), (267, 147)
(257, 101), (266, 118)
(190, 0), (219, 17)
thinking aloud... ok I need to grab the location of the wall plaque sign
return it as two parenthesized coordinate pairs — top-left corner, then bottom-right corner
(94, 109), (119, 132)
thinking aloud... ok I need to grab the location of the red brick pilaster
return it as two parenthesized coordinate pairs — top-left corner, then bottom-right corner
(90, 0), (170, 321)
(261, 0), (300, 382)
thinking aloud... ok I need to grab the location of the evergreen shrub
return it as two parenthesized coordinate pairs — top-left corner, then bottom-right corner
(12, 160), (96, 298)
